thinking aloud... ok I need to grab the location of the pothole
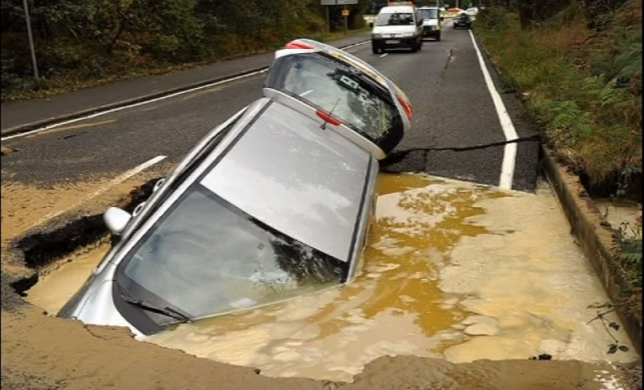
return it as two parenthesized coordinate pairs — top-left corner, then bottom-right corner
(20, 173), (640, 384)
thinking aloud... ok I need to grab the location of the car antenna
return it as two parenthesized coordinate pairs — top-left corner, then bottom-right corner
(320, 98), (342, 131)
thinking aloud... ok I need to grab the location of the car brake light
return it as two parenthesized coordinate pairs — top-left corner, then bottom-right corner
(316, 110), (342, 127)
(396, 95), (413, 119)
(284, 40), (315, 50)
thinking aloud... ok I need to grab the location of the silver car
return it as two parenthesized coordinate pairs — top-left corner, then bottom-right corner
(57, 40), (412, 337)
(264, 39), (414, 159)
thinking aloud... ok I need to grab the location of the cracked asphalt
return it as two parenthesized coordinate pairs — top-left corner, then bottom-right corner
(1, 22), (540, 191)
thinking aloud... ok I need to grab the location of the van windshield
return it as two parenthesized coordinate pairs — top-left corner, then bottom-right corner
(419, 9), (439, 20)
(375, 12), (414, 26)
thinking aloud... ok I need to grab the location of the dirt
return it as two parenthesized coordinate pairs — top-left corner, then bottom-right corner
(2, 173), (643, 390)
(1, 305), (641, 390)
(0, 172), (162, 248)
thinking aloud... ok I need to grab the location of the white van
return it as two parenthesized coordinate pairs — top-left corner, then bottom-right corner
(370, 4), (423, 54)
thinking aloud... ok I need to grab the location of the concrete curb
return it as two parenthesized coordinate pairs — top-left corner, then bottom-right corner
(541, 147), (642, 356)
(2, 39), (369, 138)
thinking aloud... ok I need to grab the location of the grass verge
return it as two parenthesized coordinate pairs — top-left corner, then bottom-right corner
(476, 2), (642, 290)
(476, 2), (641, 189)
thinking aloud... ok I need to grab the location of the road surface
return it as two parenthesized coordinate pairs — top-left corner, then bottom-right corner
(1, 20), (540, 191)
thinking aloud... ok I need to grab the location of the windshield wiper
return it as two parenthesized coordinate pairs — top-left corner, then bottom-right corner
(120, 290), (192, 324)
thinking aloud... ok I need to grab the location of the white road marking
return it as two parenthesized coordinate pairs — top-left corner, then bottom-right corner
(380, 53), (388, 58)
(30, 155), (167, 229)
(300, 90), (314, 97)
(468, 30), (518, 190)
(1, 40), (370, 142)
(1, 71), (268, 142)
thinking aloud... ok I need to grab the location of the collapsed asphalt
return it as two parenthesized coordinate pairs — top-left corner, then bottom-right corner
(1, 21), (540, 191)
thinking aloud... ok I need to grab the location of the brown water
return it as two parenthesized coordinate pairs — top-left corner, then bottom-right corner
(26, 173), (639, 384)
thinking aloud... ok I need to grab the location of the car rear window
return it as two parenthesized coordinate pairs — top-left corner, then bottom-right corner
(264, 53), (400, 145)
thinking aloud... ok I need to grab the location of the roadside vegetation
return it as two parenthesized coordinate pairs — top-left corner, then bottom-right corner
(0, 0), (375, 102)
(476, 0), (642, 295)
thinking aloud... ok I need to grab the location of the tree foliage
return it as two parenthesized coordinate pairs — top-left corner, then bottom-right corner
(0, 0), (373, 99)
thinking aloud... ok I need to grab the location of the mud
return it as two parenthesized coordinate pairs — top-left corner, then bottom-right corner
(1, 172), (163, 249)
(593, 198), (641, 239)
(16, 173), (642, 389)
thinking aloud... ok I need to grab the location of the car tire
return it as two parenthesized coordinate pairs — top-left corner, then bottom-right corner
(372, 44), (380, 54)
(436, 33), (441, 41)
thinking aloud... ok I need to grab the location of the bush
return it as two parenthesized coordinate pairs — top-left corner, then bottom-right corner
(0, 0), (358, 101)
(477, 0), (642, 186)
(477, 6), (509, 30)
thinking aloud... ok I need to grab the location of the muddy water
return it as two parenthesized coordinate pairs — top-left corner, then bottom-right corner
(26, 240), (111, 314)
(26, 173), (639, 384)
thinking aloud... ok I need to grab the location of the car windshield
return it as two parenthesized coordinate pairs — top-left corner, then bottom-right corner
(265, 53), (399, 144)
(419, 9), (439, 19)
(375, 12), (414, 26)
(115, 183), (347, 323)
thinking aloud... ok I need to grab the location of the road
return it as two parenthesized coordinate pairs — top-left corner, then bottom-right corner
(0, 21), (540, 191)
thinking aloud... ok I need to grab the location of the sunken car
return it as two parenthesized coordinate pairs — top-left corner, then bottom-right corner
(58, 40), (413, 336)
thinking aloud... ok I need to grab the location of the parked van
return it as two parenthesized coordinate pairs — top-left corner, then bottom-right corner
(370, 4), (423, 54)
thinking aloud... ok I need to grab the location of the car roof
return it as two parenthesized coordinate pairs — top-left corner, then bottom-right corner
(200, 98), (374, 262)
(379, 5), (415, 13)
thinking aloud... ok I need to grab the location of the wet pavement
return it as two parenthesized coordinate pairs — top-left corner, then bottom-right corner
(26, 173), (638, 384)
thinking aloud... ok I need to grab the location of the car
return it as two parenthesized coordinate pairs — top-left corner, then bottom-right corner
(453, 13), (472, 29)
(418, 6), (444, 41)
(370, 4), (424, 54)
(465, 7), (479, 16)
(57, 40), (413, 337)
(264, 38), (413, 159)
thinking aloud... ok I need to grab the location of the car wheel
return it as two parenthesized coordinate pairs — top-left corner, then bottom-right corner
(436, 33), (441, 41)
(372, 44), (380, 54)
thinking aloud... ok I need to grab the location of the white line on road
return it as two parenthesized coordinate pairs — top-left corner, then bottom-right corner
(1, 70), (269, 142)
(1, 40), (370, 143)
(379, 53), (388, 58)
(468, 30), (518, 190)
(30, 155), (167, 229)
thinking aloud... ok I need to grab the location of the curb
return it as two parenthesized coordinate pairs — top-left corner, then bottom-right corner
(541, 146), (642, 356)
(2, 39), (369, 138)
(1, 67), (268, 137)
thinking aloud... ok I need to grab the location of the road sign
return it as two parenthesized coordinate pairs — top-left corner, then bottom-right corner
(342, 9), (350, 16)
